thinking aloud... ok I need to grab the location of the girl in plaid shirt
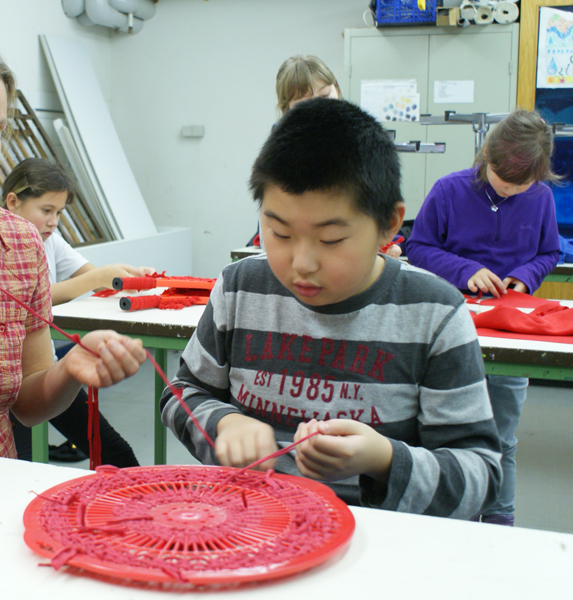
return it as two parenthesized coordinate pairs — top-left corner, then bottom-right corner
(1, 57), (146, 459)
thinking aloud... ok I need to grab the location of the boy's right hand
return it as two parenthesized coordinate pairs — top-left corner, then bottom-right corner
(468, 268), (506, 298)
(215, 413), (278, 471)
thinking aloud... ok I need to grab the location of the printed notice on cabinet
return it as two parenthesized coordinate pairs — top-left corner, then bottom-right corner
(433, 80), (474, 104)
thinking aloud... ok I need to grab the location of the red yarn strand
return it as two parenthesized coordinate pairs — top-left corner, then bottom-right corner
(2, 285), (318, 471)
(87, 387), (101, 470)
(0, 286), (98, 357)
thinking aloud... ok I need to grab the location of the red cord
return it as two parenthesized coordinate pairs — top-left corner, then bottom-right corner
(145, 349), (319, 468)
(87, 387), (101, 469)
(144, 349), (217, 450)
(0, 286), (98, 357)
(2, 285), (318, 470)
(380, 235), (405, 254)
(237, 432), (319, 472)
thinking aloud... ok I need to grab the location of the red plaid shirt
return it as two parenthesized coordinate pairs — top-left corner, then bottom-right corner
(0, 208), (52, 458)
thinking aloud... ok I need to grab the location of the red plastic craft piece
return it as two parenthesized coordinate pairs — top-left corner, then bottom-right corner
(120, 289), (211, 312)
(109, 273), (216, 312)
(24, 465), (355, 587)
(113, 274), (216, 291)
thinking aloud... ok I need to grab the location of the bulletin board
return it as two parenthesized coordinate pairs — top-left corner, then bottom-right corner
(517, 0), (573, 109)
(518, 2), (573, 299)
(517, 1), (573, 232)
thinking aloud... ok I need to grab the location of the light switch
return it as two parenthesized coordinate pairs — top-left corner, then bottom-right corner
(181, 125), (205, 138)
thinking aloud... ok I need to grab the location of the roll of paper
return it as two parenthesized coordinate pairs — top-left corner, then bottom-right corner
(475, 5), (494, 25)
(493, 1), (519, 24)
(460, 1), (476, 23)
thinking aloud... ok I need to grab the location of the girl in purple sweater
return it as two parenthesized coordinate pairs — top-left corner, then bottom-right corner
(407, 110), (560, 526)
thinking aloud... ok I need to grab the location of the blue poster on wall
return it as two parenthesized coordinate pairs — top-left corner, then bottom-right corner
(535, 6), (573, 234)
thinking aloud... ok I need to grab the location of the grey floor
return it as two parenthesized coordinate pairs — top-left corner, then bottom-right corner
(49, 352), (573, 534)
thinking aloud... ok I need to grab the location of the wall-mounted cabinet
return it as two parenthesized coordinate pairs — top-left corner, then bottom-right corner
(344, 25), (519, 219)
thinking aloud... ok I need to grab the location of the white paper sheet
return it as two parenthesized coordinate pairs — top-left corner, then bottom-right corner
(433, 80), (474, 104)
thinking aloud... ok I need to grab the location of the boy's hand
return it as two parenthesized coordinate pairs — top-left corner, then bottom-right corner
(502, 276), (528, 294)
(294, 419), (393, 482)
(61, 331), (146, 388)
(215, 413), (278, 471)
(468, 268), (506, 298)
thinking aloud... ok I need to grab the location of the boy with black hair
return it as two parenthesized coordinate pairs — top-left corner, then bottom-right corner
(161, 98), (501, 518)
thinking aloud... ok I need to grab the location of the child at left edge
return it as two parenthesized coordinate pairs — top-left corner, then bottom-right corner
(3, 157), (153, 466)
(161, 97), (502, 517)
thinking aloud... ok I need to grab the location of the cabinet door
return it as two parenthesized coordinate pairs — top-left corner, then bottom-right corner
(425, 28), (518, 199)
(345, 26), (518, 219)
(346, 30), (431, 221)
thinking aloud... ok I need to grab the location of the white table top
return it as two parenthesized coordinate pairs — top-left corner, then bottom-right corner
(2, 458), (572, 599)
(52, 289), (205, 328)
(551, 262), (573, 273)
(479, 333), (573, 353)
(53, 293), (573, 357)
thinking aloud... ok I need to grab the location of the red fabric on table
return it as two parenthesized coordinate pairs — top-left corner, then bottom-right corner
(465, 289), (559, 309)
(469, 292), (573, 345)
(92, 289), (117, 298)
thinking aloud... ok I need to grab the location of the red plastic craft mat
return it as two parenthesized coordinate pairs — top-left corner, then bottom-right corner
(24, 465), (355, 587)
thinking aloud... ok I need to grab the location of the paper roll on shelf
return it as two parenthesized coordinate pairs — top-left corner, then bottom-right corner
(459, 2), (476, 24)
(475, 5), (494, 25)
(493, 2), (519, 24)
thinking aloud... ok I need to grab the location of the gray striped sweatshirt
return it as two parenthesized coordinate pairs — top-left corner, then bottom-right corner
(161, 254), (501, 518)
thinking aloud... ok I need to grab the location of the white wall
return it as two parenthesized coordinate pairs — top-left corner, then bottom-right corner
(2, 0), (370, 278)
(0, 0), (112, 109)
(109, 0), (368, 277)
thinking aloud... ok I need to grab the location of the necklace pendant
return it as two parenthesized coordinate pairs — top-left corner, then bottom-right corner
(491, 205), (498, 212)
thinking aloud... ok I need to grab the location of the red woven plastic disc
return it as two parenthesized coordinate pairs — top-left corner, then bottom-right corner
(24, 465), (355, 586)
